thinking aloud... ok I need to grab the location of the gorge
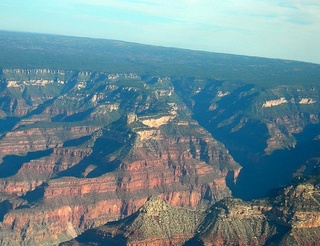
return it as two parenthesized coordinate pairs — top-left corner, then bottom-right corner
(0, 31), (320, 245)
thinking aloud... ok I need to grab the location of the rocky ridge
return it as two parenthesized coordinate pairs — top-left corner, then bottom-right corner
(0, 69), (240, 245)
(173, 77), (320, 199)
(61, 195), (205, 246)
(61, 174), (320, 246)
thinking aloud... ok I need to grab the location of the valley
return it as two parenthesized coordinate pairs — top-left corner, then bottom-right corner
(0, 31), (319, 245)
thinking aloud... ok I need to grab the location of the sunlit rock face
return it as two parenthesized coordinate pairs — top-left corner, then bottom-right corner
(61, 176), (320, 246)
(0, 31), (320, 245)
(0, 69), (240, 245)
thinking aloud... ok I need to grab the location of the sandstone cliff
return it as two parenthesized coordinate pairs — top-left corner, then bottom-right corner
(61, 196), (205, 246)
(0, 69), (240, 245)
(173, 77), (320, 200)
(61, 174), (320, 246)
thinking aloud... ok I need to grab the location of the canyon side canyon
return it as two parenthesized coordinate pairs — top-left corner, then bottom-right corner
(0, 31), (320, 245)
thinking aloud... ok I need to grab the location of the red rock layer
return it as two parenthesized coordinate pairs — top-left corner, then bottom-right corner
(0, 126), (98, 156)
(0, 127), (237, 244)
(0, 147), (92, 196)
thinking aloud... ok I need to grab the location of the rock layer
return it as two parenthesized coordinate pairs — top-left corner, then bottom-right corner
(0, 69), (239, 245)
(61, 176), (320, 246)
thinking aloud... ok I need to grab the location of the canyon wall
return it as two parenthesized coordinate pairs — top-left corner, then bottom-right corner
(61, 177), (320, 246)
(0, 69), (240, 245)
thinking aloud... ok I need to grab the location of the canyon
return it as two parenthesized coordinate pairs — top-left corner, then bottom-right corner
(0, 31), (320, 245)
(0, 68), (240, 245)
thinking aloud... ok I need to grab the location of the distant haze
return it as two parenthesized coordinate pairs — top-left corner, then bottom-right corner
(0, 0), (319, 64)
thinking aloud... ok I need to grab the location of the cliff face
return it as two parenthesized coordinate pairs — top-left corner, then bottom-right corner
(61, 176), (320, 246)
(0, 66), (319, 245)
(0, 69), (240, 245)
(0, 116), (236, 245)
(173, 78), (320, 200)
(0, 126), (97, 156)
(60, 196), (205, 246)
(195, 175), (320, 246)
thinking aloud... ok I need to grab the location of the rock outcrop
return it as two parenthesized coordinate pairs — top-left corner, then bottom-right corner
(0, 126), (97, 156)
(262, 97), (288, 108)
(174, 77), (320, 201)
(61, 196), (205, 246)
(61, 175), (320, 246)
(0, 69), (240, 245)
(0, 115), (238, 244)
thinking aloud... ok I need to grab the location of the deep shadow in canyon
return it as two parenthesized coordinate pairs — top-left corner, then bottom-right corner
(208, 115), (320, 200)
(0, 149), (53, 178)
(228, 135), (320, 200)
(174, 79), (320, 201)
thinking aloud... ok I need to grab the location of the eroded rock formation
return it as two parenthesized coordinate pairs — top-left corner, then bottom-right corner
(61, 175), (320, 246)
(0, 69), (240, 245)
(0, 33), (319, 245)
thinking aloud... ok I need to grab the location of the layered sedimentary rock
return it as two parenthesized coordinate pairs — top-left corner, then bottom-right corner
(196, 177), (320, 246)
(0, 126), (97, 156)
(61, 196), (205, 246)
(0, 69), (240, 245)
(1, 115), (237, 244)
(0, 65), (319, 245)
(173, 77), (320, 201)
(62, 175), (320, 246)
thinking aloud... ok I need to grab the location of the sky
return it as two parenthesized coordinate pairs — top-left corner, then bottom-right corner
(0, 0), (319, 64)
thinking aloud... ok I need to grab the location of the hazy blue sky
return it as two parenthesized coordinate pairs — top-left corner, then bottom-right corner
(1, 0), (319, 64)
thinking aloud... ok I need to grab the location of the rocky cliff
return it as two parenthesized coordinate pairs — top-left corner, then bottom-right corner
(173, 77), (320, 200)
(61, 195), (205, 246)
(0, 66), (319, 244)
(0, 31), (320, 245)
(0, 69), (240, 245)
(61, 173), (320, 246)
